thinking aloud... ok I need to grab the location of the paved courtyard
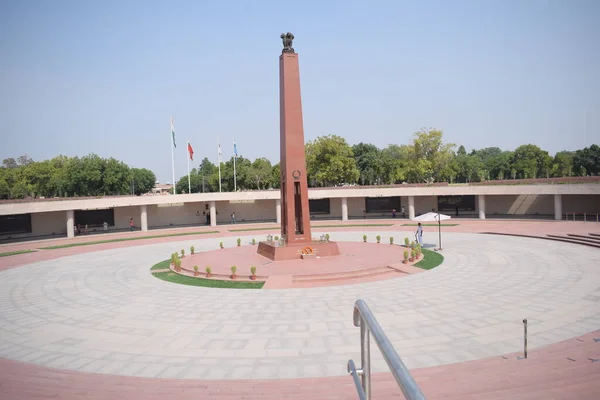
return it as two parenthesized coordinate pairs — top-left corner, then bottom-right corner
(0, 230), (599, 381)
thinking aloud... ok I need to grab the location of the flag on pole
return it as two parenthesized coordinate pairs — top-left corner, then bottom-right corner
(233, 140), (238, 158)
(170, 117), (176, 148)
(187, 140), (194, 161)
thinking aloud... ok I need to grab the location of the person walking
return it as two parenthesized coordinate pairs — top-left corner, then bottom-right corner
(392, 208), (396, 218)
(231, 211), (236, 224)
(416, 222), (423, 244)
(129, 218), (135, 231)
(401, 206), (406, 218)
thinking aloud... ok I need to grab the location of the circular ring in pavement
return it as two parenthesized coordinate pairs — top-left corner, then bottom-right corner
(0, 231), (598, 380)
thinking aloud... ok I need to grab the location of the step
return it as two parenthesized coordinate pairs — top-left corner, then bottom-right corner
(292, 266), (397, 283)
(566, 233), (600, 243)
(545, 235), (600, 249)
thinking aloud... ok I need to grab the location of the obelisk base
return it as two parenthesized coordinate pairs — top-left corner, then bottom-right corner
(257, 240), (340, 261)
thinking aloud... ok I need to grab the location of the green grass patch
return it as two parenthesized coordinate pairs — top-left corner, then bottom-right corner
(0, 249), (37, 257)
(150, 259), (172, 271)
(313, 223), (394, 228)
(153, 271), (264, 289)
(40, 231), (219, 250)
(228, 226), (279, 232)
(401, 223), (459, 227)
(415, 248), (444, 270)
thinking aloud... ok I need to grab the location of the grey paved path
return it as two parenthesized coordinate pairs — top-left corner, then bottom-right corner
(1, 230), (599, 380)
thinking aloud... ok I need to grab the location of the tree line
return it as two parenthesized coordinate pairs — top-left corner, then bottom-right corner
(0, 154), (156, 199)
(2, 129), (598, 199)
(179, 129), (599, 192)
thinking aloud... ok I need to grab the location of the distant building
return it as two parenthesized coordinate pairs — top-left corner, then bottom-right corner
(152, 183), (173, 195)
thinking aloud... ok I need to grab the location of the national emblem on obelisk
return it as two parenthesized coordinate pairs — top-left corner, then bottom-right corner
(281, 32), (295, 54)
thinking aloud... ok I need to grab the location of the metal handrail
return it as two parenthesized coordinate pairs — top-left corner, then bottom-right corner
(347, 299), (426, 400)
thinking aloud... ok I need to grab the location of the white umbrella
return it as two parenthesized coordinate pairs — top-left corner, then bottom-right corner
(412, 212), (451, 250)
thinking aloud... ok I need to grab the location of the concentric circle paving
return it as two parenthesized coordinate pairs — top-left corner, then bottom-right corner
(0, 231), (599, 380)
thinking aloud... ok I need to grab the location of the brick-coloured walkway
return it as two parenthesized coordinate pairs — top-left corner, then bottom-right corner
(1, 220), (599, 399)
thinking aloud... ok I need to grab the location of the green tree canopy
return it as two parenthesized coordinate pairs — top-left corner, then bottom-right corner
(305, 135), (360, 186)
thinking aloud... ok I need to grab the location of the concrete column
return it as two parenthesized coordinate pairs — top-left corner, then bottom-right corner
(478, 195), (486, 220)
(210, 201), (217, 227)
(341, 197), (348, 221)
(276, 199), (282, 224)
(554, 194), (562, 221)
(408, 196), (415, 220)
(140, 204), (148, 231)
(66, 210), (74, 238)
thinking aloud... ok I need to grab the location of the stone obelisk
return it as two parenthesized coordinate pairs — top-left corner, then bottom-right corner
(257, 33), (339, 261)
(278, 32), (312, 243)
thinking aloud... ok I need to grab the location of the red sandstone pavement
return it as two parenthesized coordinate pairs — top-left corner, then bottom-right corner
(0, 330), (598, 399)
(1, 220), (600, 398)
(176, 242), (421, 288)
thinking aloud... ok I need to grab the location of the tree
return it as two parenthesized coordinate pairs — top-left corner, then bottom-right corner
(305, 135), (360, 186)
(352, 143), (381, 185)
(249, 158), (273, 190)
(271, 163), (281, 189)
(131, 168), (156, 195)
(406, 128), (455, 183)
(17, 154), (34, 166)
(551, 151), (574, 177)
(573, 144), (600, 176)
(2, 158), (18, 169)
(510, 144), (552, 179)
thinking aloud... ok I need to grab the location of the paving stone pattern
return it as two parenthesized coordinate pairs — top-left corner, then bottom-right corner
(0, 231), (599, 380)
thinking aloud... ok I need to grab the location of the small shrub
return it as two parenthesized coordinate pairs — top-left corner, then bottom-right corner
(205, 266), (212, 277)
(411, 241), (416, 250)
(403, 250), (409, 261)
(411, 249), (416, 259)
(193, 265), (199, 276)
(175, 259), (182, 272)
(231, 265), (237, 274)
(404, 237), (410, 247)
(219, 241), (224, 249)
(274, 235), (279, 241)
(389, 237), (394, 245)
(171, 253), (177, 265)
(180, 249), (185, 257)
(190, 245), (195, 255)
(237, 238), (241, 247)
(250, 266), (257, 275)
(376, 235), (381, 243)
(416, 244), (422, 258)
(363, 234), (367, 242)
(252, 238), (256, 245)
(325, 233), (330, 241)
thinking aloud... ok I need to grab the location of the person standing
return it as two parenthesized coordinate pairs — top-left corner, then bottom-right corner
(401, 206), (406, 218)
(103, 221), (108, 232)
(392, 208), (396, 218)
(455, 204), (459, 217)
(129, 218), (135, 231)
(231, 211), (236, 224)
(416, 222), (423, 244)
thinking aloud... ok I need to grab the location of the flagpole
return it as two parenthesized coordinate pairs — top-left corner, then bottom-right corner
(187, 138), (191, 194)
(170, 117), (176, 195)
(218, 138), (222, 193)
(233, 138), (237, 192)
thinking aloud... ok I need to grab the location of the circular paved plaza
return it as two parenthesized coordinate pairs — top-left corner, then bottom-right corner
(0, 230), (599, 380)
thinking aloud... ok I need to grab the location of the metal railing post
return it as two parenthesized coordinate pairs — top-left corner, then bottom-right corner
(348, 300), (426, 400)
(523, 318), (528, 359)
(360, 320), (371, 399)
